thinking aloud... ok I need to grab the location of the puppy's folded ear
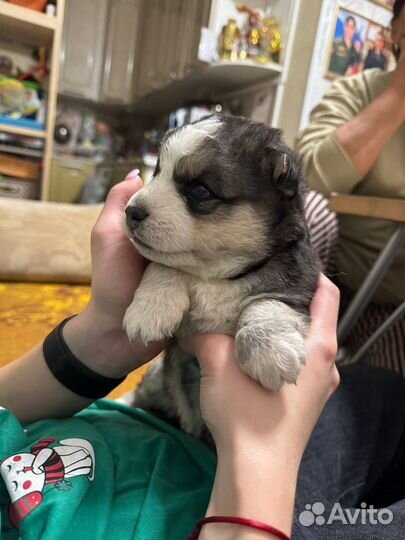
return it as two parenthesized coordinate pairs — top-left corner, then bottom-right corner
(267, 150), (298, 198)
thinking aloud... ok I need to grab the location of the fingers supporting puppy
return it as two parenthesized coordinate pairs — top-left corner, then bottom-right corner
(104, 170), (143, 215)
(92, 171), (143, 237)
(179, 334), (236, 377)
(299, 274), (340, 394)
(307, 273), (340, 354)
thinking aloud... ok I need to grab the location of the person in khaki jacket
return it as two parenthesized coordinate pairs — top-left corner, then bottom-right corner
(295, 0), (405, 374)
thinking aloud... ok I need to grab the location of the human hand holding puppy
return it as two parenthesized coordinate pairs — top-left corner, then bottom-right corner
(0, 172), (165, 422)
(191, 274), (340, 539)
(0, 169), (340, 540)
(194, 274), (339, 458)
(67, 170), (340, 540)
(64, 171), (168, 379)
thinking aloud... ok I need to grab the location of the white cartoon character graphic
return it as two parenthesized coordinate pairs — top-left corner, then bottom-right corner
(0, 437), (95, 528)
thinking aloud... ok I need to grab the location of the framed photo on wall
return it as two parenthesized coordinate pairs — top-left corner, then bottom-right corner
(368, 0), (394, 9)
(325, 6), (395, 79)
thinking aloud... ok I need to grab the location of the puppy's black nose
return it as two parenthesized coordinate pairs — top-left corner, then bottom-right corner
(125, 205), (149, 225)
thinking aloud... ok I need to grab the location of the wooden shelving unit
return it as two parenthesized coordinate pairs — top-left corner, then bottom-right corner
(0, 0), (65, 200)
(134, 60), (283, 115)
(0, 1), (57, 46)
(205, 60), (283, 85)
(0, 123), (46, 139)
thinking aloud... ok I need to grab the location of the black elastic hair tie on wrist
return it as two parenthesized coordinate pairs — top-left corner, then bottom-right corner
(43, 315), (126, 399)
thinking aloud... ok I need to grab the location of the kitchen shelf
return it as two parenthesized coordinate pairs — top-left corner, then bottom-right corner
(0, 0), (65, 200)
(134, 60), (283, 115)
(0, 1), (56, 47)
(0, 123), (46, 139)
(208, 60), (283, 83)
(0, 143), (43, 158)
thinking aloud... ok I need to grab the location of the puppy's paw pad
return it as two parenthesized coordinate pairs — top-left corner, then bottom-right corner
(235, 330), (305, 391)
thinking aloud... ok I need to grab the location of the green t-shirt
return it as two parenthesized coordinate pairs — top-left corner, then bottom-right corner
(0, 401), (216, 540)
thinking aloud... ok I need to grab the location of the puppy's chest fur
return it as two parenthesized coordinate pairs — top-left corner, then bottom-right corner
(178, 275), (249, 336)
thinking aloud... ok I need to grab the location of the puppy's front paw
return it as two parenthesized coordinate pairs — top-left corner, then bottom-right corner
(123, 298), (179, 345)
(123, 263), (190, 346)
(235, 324), (306, 391)
(124, 297), (184, 345)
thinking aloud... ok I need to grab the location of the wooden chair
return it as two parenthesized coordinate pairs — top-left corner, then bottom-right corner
(329, 193), (405, 363)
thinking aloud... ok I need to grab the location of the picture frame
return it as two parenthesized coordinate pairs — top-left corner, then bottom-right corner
(325, 5), (395, 80)
(368, 0), (394, 10)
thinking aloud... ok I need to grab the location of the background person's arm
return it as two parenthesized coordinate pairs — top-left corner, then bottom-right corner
(0, 174), (166, 423)
(295, 38), (405, 195)
(186, 275), (340, 540)
(335, 41), (405, 178)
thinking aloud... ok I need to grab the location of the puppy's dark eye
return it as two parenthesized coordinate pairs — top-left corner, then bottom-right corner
(187, 184), (215, 202)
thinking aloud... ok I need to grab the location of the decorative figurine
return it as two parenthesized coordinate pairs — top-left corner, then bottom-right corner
(237, 5), (262, 59)
(236, 4), (283, 64)
(259, 16), (282, 63)
(218, 19), (241, 61)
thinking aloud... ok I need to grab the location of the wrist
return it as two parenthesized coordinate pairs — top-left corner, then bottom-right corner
(214, 446), (300, 503)
(63, 306), (134, 379)
(215, 430), (304, 475)
(202, 449), (299, 539)
(197, 518), (288, 540)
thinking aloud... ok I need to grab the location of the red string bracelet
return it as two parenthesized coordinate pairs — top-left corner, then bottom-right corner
(187, 516), (290, 540)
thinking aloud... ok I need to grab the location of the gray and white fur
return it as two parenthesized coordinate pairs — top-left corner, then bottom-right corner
(123, 115), (319, 440)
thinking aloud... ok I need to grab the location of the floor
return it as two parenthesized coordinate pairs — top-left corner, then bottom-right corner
(0, 282), (147, 399)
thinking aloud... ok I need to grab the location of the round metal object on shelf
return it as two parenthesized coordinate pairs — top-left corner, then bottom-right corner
(54, 123), (71, 145)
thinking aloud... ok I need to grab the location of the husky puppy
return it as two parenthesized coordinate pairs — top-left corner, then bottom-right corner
(124, 115), (319, 439)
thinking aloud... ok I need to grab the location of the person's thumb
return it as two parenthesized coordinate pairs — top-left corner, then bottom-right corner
(105, 169), (143, 211)
(93, 170), (143, 234)
(180, 334), (236, 378)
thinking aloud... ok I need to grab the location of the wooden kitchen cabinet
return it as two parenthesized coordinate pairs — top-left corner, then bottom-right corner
(59, 0), (108, 101)
(183, 0), (211, 75)
(57, 0), (298, 125)
(100, 0), (143, 104)
(60, 0), (142, 104)
(173, 0), (201, 80)
(58, 0), (212, 104)
(155, 0), (182, 87)
(136, 0), (211, 98)
(136, 0), (164, 97)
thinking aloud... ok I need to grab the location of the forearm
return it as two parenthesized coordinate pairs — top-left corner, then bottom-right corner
(0, 343), (93, 423)
(0, 307), (132, 423)
(200, 448), (299, 540)
(0, 173), (161, 424)
(335, 86), (405, 177)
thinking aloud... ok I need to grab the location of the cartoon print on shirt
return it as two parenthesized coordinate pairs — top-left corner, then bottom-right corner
(0, 437), (95, 528)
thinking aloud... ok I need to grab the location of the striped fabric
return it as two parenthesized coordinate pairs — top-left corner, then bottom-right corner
(305, 191), (339, 274)
(31, 438), (65, 485)
(8, 491), (43, 529)
(304, 191), (405, 377)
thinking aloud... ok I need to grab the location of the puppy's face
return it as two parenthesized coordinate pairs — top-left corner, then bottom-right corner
(125, 115), (305, 279)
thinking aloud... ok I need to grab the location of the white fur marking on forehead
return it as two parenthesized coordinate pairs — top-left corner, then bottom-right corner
(160, 117), (222, 178)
